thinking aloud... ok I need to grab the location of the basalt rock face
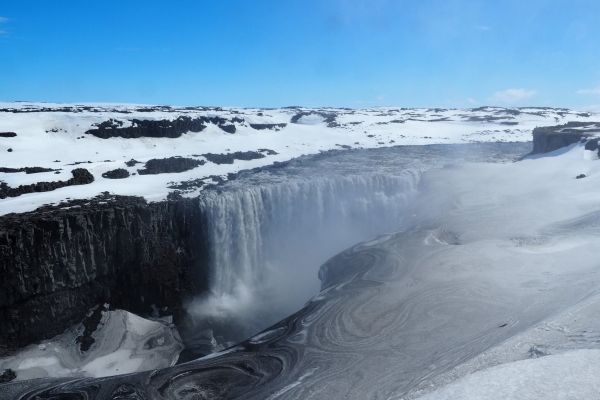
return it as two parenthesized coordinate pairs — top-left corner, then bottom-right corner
(531, 122), (600, 154)
(585, 138), (599, 151)
(249, 123), (287, 130)
(0, 195), (210, 349)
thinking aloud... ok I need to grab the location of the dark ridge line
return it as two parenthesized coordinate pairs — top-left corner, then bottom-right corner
(66, 161), (93, 166)
(86, 115), (247, 139)
(249, 123), (287, 130)
(202, 151), (266, 165)
(0, 168), (94, 199)
(131, 150), (278, 178)
(257, 149), (279, 155)
(137, 157), (206, 175)
(86, 117), (208, 139)
(0, 167), (58, 174)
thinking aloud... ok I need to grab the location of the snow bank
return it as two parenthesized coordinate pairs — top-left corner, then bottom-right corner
(421, 350), (600, 400)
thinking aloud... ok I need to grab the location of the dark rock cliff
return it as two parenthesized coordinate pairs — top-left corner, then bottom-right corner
(0, 194), (210, 350)
(531, 122), (600, 154)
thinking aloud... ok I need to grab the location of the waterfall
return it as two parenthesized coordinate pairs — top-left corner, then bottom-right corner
(190, 169), (422, 345)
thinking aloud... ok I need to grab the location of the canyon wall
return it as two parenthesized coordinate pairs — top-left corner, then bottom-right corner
(531, 122), (600, 154)
(0, 195), (208, 350)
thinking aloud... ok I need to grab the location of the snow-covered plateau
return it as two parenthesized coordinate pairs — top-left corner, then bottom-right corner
(0, 102), (596, 215)
(2, 102), (600, 399)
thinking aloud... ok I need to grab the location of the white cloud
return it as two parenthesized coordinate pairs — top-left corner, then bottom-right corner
(0, 17), (7, 23)
(491, 88), (536, 104)
(475, 25), (490, 31)
(0, 30), (5, 35)
(577, 87), (600, 96)
(467, 98), (478, 105)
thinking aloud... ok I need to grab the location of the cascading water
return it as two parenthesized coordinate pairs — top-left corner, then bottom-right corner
(185, 143), (531, 350)
(189, 170), (421, 347)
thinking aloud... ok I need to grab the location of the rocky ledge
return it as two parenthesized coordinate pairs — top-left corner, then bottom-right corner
(0, 193), (210, 351)
(531, 122), (600, 154)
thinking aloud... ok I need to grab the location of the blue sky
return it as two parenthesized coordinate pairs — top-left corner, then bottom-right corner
(1, 0), (600, 109)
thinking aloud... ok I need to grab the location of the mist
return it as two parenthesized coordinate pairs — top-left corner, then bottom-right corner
(183, 142), (529, 350)
(186, 171), (421, 348)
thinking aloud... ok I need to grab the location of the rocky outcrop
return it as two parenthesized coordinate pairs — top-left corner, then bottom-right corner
(0, 368), (15, 383)
(0, 132), (17, 138)
(0, 194), (209, 349)
(86, 115), (245, 139)
(102, 168), (130, 179)
(249, 123), (287, 130)
(137, 157), (205, 175)
(0, 168), (94, 199)
(219, 124), (236, 134)
(585, 138), (599, 151)
(0, 167), (57, 174)
(291, 111), (338, 127)
(86, 117), (207, 139)
(202, 151), (266, 165)
(257, 149), (278, 155)
(531, 122), (600, 154)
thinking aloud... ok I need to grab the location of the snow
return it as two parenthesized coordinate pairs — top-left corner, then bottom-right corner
(0, 309), (183, 381)
(4, 103), (600, 394)
(80, 349), (143, 378)
(420, 350), (600, 400)
(1, 102), (597, 216)
(182, 142), (600, 397)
